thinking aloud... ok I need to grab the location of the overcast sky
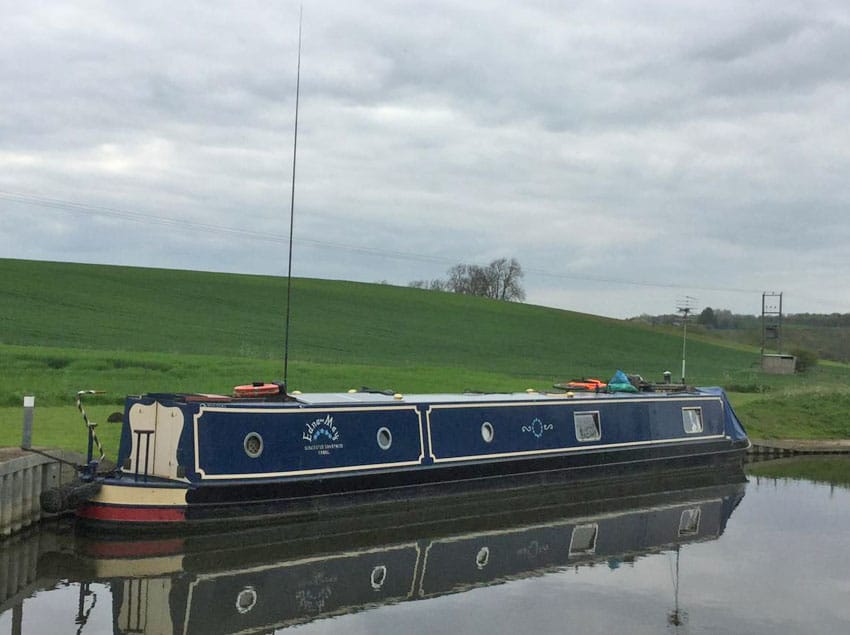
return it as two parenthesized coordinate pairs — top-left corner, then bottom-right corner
(2, 0), (849, 318)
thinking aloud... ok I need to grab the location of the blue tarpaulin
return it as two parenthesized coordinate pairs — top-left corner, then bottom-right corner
(608, 369), (638, 393)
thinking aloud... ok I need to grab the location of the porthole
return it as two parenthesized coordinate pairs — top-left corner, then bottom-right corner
(244, 432), (263, 458)
(481, 421), (494, 443)
(476, 546), (490, 569)
(235, 586), (257, 614)
(377, 427), (392, 450)
(371, 565), (387, 590)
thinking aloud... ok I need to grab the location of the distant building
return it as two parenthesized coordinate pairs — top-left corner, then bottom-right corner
(762, 354), (796, 375)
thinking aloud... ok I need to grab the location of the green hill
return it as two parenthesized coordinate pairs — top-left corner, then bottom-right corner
(0, 258), (731, 369)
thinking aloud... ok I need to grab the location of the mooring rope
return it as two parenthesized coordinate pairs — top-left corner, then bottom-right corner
(76, 390), (106, 462)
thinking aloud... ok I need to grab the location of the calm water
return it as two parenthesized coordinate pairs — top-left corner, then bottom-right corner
(2, 459), (849, 634)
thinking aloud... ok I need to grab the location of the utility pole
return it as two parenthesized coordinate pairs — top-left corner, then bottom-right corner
(676, 296), (697, 385)
(761, 292), (783, 355)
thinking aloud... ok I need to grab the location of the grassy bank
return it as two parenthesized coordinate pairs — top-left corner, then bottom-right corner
(0, 405), (123, 456)
(733, 389), (850, 439)
(2, 258), (849, 451)
(2, 340), (849, 453)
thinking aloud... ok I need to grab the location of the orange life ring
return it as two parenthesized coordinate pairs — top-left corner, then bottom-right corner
(564, 379), (607, 391)
(233, 383), (281, 398)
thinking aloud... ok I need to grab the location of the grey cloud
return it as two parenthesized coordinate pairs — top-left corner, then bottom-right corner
(2, 0), (850, 317)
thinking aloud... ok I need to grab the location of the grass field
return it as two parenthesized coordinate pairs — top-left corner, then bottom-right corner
(2, 257), (849, 452)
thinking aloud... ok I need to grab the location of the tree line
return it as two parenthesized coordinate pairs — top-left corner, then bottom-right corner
(631, 308), (850, 330)
(409, 257), (525, 302)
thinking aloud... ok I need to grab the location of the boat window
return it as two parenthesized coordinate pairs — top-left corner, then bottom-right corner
(574, 411), (601, 442)
(243, 433), (264, 458)
(377, 427), (392, 450)
(481, 421), (494, 443)
(678, 507), (701, 536)
(682, 407), (703, 434)
(569, 523), (598, 556)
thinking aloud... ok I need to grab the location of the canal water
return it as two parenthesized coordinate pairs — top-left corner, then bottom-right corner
(1, 458), (849, 634)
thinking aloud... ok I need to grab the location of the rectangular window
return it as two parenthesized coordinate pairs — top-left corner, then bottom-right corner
(682, 407), (703, 434)
(678, 507), (701, 536)
(569, 523), (598, 555)
(574, 411), (601, 442)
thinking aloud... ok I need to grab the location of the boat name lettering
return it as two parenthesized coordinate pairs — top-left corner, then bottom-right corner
(522, 417), (553, 439)
(303, 415), (343, 454)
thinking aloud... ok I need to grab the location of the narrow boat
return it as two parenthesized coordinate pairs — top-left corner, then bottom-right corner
(59, 382), (749, 527)
(41, 35), (748, 530)
(38, 468), (746, 633)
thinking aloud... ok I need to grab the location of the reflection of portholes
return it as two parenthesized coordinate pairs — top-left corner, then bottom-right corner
(476, 546), (490, 569)
(376, 427), (392, 450)
(481, 421), (494, 443)
(371, 565), (387, 590)
(243, 433), (263, 458)
(236, 586), (257, 614)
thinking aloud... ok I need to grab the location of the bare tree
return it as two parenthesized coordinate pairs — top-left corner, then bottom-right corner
(488, 257), (525, 301)
(446, 264), (491, 296)
(415, 258), (525, 301)
(408, 278), (448, 291)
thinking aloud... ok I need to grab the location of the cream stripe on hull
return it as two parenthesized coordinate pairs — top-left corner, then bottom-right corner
(88, 483), (188, 507)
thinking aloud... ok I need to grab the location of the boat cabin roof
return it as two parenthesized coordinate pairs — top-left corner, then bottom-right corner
(289, 390), (697, 406)
(291, 391), (553, 405)
(143, 386), (711, 406)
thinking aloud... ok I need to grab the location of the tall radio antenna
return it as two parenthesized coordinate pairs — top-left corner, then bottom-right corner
(283, 6), (302, 387)
(676, 295), (697, 385)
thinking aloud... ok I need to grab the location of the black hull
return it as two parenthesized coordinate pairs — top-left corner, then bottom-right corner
(63, 464), (747, 572)
(79, 438), (748, 531)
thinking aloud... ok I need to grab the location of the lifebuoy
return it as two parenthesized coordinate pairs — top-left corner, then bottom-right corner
(233, 383), (281, 398)
(564, 379), (606, 391)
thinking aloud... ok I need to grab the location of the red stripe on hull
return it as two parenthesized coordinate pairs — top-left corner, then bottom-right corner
(77, 503), (186, 523)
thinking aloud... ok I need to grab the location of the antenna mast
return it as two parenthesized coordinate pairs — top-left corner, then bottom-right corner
(283, 7), (302, 386)
(676, 296), (697, 385)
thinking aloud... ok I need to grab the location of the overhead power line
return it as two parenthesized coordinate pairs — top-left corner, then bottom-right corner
(0, 190), (447, 264)
(0, 189), (763, 295)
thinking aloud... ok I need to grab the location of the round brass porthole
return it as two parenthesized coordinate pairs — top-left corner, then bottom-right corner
(481, 421), (494, 443)
(244, 432), (263, 458)
(377, 427), (392, 450)
(235, 586), (257, 614)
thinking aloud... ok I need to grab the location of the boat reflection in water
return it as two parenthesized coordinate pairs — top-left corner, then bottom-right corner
(42, 466), (746, 634)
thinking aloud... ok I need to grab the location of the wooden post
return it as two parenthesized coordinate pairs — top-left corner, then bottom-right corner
(12, 600), (24, 635)
(21, 396), (34, 450)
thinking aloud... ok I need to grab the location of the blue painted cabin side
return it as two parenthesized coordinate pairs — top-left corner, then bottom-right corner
(115, 389), (747, 487)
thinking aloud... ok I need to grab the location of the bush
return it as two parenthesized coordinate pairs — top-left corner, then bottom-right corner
(791, 348), (818, 373)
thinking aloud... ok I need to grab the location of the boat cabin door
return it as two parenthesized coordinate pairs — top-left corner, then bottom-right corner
(125, 402), (185, 480)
